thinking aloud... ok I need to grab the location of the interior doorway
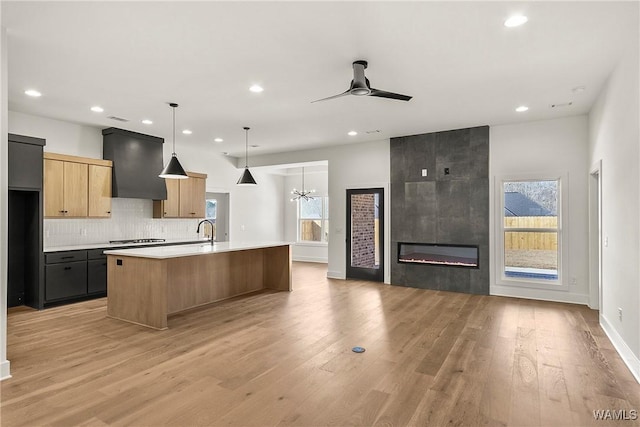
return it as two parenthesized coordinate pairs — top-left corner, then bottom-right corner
(205, 192), (230, 242)
(589, 161), (602, 310)
(346, 188), (384, 282)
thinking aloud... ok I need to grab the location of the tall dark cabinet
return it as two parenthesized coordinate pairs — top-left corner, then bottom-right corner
(8, 133), (45, 309)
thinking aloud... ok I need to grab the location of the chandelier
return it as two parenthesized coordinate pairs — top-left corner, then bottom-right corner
(290, 167), (315, 201)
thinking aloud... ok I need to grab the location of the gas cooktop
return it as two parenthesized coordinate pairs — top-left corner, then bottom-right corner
(108, 238), (166, 244)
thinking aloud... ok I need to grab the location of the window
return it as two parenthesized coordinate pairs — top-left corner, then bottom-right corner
(298, 196), (329, 243)
(497, 177), (565, 288)
(204, 198), (217, 240)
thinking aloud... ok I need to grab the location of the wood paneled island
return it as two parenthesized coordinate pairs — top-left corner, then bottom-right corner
(105, 242), (291, 330)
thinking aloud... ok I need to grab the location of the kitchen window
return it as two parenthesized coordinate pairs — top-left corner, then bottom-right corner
(205, 198), (217, 240)
(496, 175), (567, 289)
(298, 196), (329, 243)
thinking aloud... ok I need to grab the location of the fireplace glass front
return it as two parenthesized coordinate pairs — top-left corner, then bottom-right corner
(398, 243), (479, 268)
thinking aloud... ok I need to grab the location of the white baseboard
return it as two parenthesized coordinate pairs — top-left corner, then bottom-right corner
(327, 270), (345, 280)
(292, 256), (328, 264)
(0, 360), (11, 381)
(600, 314), (640, 384)
(490, 285), (589, 305)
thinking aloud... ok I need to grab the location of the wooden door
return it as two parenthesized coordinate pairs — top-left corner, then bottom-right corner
(163, 179), (180, 217)
(63, 162), (88, 217)
(88, 165), (112, 217)
(44, 159), (65, 217)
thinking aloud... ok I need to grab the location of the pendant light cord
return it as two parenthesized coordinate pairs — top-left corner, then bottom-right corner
(244, 127), (250, 168)
(302, 167), (305, 190)
(170, 102), (178, 155)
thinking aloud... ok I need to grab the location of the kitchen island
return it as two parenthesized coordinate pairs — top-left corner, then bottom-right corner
(104, 242), (292, 330)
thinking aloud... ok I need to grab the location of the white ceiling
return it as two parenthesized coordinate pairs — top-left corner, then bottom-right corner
(3, 1), (637, 158)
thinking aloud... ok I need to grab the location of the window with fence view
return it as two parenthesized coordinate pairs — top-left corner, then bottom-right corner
(298, 196), (329, 243)
(503, 179), (559, 281)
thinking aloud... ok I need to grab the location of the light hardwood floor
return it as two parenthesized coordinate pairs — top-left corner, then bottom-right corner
(2, 262), (639, 426)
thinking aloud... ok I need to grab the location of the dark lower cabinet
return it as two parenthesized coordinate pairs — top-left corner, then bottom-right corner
(87, 259), (107, 294)
(45, 250), (88, 304)
(45, 261), (87, 301)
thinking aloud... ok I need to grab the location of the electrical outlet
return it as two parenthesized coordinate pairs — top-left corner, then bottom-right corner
(571, 277), (577, 286)
(604, 236), (609, 247)
(618, 307), (623, 321)
(421, 168), (428, 177)
(444, 167), (450, 175)
(241, 225), (245, 231)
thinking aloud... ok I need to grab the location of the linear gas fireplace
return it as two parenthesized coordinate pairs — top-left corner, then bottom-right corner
(398, 243), (479, 269)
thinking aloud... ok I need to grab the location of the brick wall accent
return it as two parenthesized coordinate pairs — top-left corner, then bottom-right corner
(351, 194), (376, 268)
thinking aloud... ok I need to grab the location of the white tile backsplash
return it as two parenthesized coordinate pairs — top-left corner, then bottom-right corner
(44, 198), (203, 247)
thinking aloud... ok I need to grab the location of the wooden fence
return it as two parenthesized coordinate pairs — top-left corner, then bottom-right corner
(504, 216), (557, 250)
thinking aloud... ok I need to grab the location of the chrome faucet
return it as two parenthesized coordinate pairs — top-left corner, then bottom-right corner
(196, 219), (216, 245)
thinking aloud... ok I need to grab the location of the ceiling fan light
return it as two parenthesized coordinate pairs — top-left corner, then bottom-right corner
(351, 88), (370, 96)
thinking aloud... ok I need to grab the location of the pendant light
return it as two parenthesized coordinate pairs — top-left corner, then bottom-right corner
(159, 102), (188, 179)
(237, 126), (257, 185)
(290, 167), (315, 201)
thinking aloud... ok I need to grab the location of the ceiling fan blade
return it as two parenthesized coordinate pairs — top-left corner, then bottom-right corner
(369, 88), (412, 101)
(311, 89), (351, 103)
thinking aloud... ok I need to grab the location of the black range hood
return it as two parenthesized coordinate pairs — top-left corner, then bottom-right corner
(102, 128), (167, 200)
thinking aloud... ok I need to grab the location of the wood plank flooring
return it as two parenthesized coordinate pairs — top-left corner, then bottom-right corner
(1, 262), (639, 426)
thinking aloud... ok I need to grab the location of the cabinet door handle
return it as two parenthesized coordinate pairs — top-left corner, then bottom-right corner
(61, 256), (74, 259)
(191, 212), (196, 215)
(64, 266), (72, 270)
(106, 211), (111, 214)
(102, 262), (107, 266)
(59, 210), (65, 213)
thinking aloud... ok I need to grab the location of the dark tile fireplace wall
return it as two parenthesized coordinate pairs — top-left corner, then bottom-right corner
(390, 126), (489, 294)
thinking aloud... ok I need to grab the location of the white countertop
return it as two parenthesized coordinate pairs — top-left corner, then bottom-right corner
(104, 241), (292, 259)
(44, 237), (211, 253)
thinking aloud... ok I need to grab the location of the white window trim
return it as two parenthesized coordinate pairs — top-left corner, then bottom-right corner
(297, 195), (329, 244)
(494, 172), (569, 291)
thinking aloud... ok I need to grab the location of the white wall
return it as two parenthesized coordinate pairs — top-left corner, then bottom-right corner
(490, 116), (590, 305)
(249, 140), (391, 283)
(589, 41), (640, 382)
(283, 168), (329, 263)
(1, 23), (11, 380)
(8, 111), (285, 245)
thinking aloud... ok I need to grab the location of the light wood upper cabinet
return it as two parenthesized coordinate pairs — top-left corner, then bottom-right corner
(162, 179), (180, 218)
(44, 153), (112, 219)
(88, 165), (112, 217)
(179, 175), (206, 218)
(153, 172), (207, 219)
(63, 161), (88, 217)
(44, 159), (66, 217)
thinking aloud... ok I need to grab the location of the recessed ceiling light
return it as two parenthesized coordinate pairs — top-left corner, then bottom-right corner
(515, 105), (529, 112)
(24, 89), (42, 97)
(250, 144), (259, 148)
(249, 84), (264, 93)
(182, 129), (192, 135)
(572, 86), (586, 94)
(90, 106), (104, 113)
(214, 137), (223, 143)
(141, 119), (153, 125)
(348, 131), (358, 136)
(504, 15), (528, 28)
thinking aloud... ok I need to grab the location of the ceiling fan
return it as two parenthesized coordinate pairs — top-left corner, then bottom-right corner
(312, 60), (412, 103)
